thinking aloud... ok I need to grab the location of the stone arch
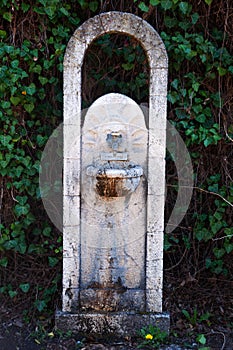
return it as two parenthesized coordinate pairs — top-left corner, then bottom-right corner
(63, 11), (168, 125)
(63, 12), (168, 314)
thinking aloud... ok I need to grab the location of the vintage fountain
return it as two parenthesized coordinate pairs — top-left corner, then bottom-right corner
(56, 12), (169, 336)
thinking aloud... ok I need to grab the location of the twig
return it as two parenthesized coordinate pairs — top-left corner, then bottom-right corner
(212, 234), (233, 241)
(165, 248), (187, 271)
(193, 186), (233, 208)
(206, 330), (226, 350)
(220, 331), (226, 350)
(167, 184), (233, 208)
(11, 188), (19, 203)
(223, 122), (233, 143)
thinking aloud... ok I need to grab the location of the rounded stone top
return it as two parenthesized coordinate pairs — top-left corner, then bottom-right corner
(64, 11), (168, 69)
(83, 93), (147, 130)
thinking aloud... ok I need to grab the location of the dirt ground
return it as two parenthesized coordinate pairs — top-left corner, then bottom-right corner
(0, 319), (233, 350)
(1, 275), (233, 350)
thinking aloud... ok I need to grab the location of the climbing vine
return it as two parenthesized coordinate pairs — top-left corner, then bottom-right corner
(0, 0), (232, 325)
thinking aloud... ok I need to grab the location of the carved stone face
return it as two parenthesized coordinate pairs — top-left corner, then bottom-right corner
(81, 93), (147, 200)
(81, 93), (148, 169)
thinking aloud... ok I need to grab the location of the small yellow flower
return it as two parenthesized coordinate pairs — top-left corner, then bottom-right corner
(145, 333), (153, 340)
(22, 91), (27, 95)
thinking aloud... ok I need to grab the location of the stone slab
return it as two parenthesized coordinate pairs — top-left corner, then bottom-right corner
(55, 311), (170, 337)
(79, 289), (145, 312)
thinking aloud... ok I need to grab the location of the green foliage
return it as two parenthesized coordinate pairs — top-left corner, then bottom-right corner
(182, 309), (211, 327)
(0, 0), (82, 319)
(149, 0), (233, 278)
(138, 325), (168, 348)
(196, 334), (211, 350)
(31, 326), (84, 348)
(82, 33), (149, 106)
(192, 178), (233, 275)
(196, 333), (207, 345)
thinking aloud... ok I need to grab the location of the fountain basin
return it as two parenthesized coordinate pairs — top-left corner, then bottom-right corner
(86, 164), (143, 197)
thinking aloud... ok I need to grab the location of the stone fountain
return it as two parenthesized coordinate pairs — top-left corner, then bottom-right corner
(56, 11), (169, 336)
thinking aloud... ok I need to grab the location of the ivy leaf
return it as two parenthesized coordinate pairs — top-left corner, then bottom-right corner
(2, 101), (11, 109)
(43, 227), (51, 237)
(48, 257), (59, 267)
(26, 83), (36, 95)
(59, 7), (69, 16)
(127, 53), (136, 63)
(35, 300), (46, 312)
(89, 1), (98, 12)
(78, 0), (88, 8)
(36, 134), (48, 147)
(9, 290), (17, 298)
(213, 248), (225, 259)
(0, 30), (7, 38)
(0, 257), (8, 267)
(22, 3), (30, 12)
(191, 12), (199, 24)
(39, 76), (48, 85)
(203, 138), (211, 147)
(27, 244), (38, 254)
(192, 82), (200, 92)
(161, 0), (173, 10)
(171, 78), (179, 90)
(195, 228), (213, 242)
(196, 114), (206, 123)
(24, 104), (34, 113)
(167, 91), (179, 104)
(44, 6), (56, 18)
(10, 96), (21, 106)
(14, 204), (30, 217)
(20, 283), (30, 293)
(213, 211), (222, 220)
(30, 65), (42, 74)
(11, 60), (19, 68)
(205, 258), (212, 269)
(3, 12), (13, 22)
(138, 2), (149, 12)
(15, 166), (24, 177)
(18, 242), (27, 254)
(179, 2), (189, 14)
(211, 222), (224, 235)
(15, 195), (28, 205)
(150, 0), (160, 5)
(225, 243), (233, 254)
(122, 63), (134, 71)
(164, 16), (177, 28)
(0, 135), (12, 146)
(4, 45), (14, 54)
(204, 0), (213, 5)
(224, 228), (233, 237)
(217, 67), (227, 76)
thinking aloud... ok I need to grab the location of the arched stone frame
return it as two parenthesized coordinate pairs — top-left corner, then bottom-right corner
(63, 12), (168, 313)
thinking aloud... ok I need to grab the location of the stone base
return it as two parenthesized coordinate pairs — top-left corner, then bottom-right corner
(55, 311), (170, 338)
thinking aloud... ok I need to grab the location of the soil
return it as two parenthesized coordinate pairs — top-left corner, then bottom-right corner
(0, 318), (233, 350)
